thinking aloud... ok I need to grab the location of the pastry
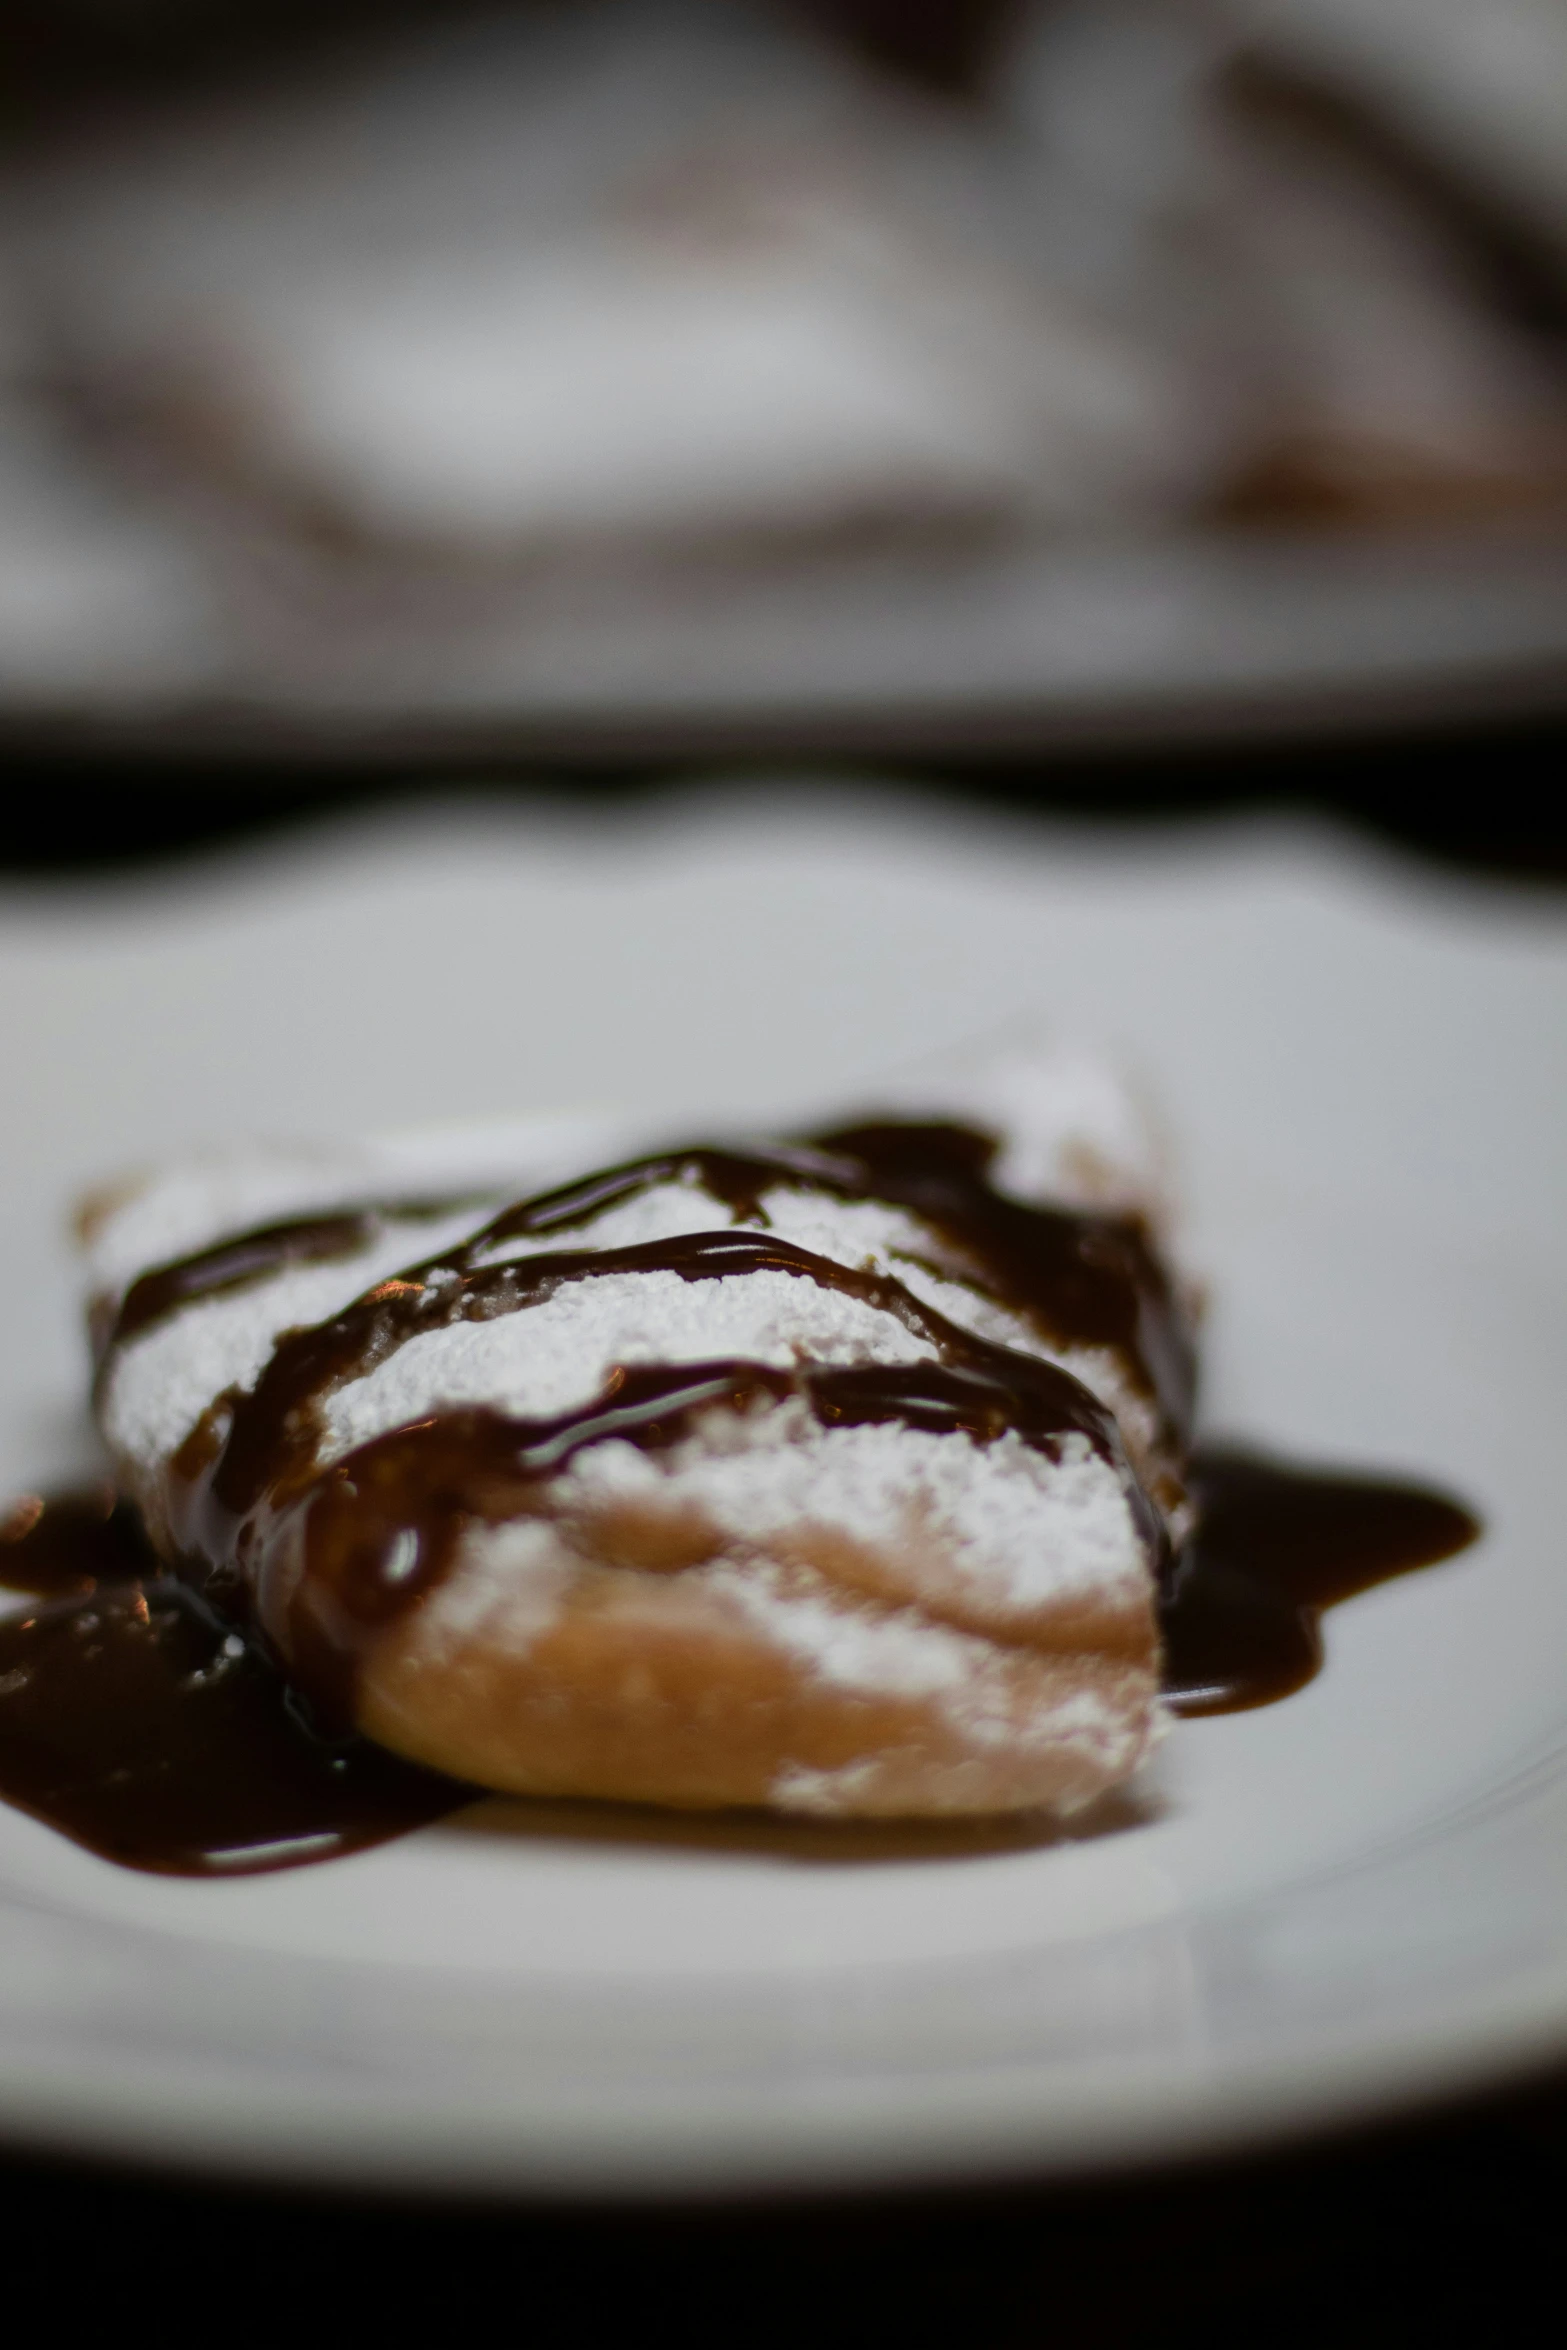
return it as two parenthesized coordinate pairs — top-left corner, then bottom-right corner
(83, 1048), (1194, 1819)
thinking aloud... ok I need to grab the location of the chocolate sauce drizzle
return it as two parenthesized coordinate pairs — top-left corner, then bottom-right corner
(113, 1128), (1177, 1716)
(0, 1120), (1478, 1874)
(192, 1239), (1152, 1721)
(100, 1192), (482, 1362)
(814, 1123), (1194, 1438)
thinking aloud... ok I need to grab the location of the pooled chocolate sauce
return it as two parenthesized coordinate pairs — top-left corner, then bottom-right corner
(0, 1449), (1478, 1874)
(0, 1122), (1478, 1874)
(1163, 1448), (1478, 1713)
(0, 1495), (461, 1874)
(0, 1483), (142, 1596)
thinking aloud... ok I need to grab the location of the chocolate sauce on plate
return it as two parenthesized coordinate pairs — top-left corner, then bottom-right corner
(0, 1494), (459, 1874)
(0, 1452), (1477, 1875)
(1163, 1448), (1478, 1713)
(0, 1123), (1480, 1873)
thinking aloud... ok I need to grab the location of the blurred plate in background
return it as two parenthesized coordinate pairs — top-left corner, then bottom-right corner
(4, 0), (1567, 766)
(5, 516), (1567, 766)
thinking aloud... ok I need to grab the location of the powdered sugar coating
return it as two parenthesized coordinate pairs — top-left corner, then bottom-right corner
(553, 1409), (1150, 1622)
(99, 1203), (491, 1473)
(391, 1406), (1161, 1819)
(318, 1174), (1159, 1493)
(855, 1039), (1169, 1214)
(80, 1111), (624, 1298)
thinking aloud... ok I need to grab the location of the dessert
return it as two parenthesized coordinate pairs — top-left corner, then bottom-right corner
(0, 1044), (1479, 1874)
(82, 1048), (1192, 1821)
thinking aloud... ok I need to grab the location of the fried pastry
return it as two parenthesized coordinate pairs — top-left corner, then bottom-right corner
(84, 1051), (1194, 1819)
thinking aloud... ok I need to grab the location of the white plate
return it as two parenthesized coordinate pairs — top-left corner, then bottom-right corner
(1, 788), (1564, 2194)
(7, 521), (1567, 757)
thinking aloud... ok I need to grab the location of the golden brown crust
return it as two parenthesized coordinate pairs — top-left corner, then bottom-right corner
(355, 1496), (1162, 1818)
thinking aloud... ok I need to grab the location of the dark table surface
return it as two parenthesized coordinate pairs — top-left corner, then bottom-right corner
(3, 701), (1565, 880)
(5, 2058), (1565, 2341)
(2, 712), (1564, 2336)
